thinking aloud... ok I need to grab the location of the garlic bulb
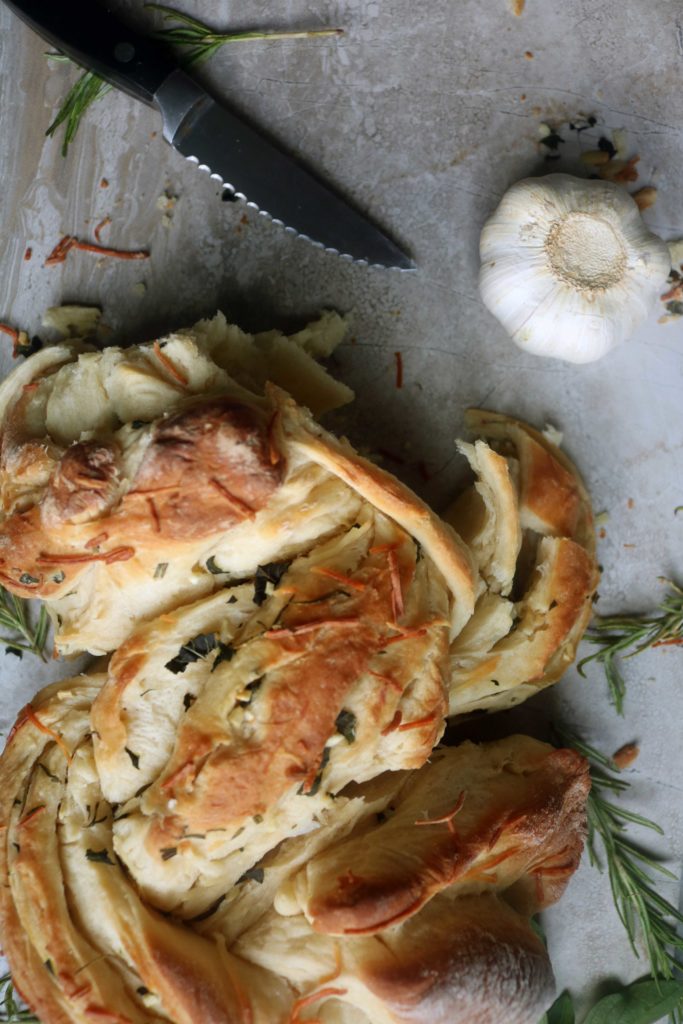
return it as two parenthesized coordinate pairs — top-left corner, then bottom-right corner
(479, 173), (671, 363)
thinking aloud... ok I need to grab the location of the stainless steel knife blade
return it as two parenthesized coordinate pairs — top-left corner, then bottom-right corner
(2, 0), (414, 269)
(156, 71), (414, 269)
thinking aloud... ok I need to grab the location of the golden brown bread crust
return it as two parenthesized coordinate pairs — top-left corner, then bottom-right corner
(0, 678), (293, 1024)
(0, 679), (587, 1024)
(0, 395), (282, 600)
(271, 386), (477, 634)
(0, 333), (601, 1023)
(87, 512), (451, 913)
(446, 409), (599, 716)
(289, 738), (589, 935)
(0, 316), (362, 654)
(41, 441), (120, 528)
(0, 326), (478, 657)
(446, 440), (521, 596)
(128, 398), (282, 537)
(463, 408), (595, 553)
(352, 892), (555, 1024)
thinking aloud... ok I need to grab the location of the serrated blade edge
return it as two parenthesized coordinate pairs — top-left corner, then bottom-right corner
(155, 71), (415, 270)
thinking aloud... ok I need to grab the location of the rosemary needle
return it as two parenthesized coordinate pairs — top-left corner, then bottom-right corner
(0, 973), (37, 1023)
(558, 727), (683, 1020)
(578, 579), (683, 714)
(0, 587), (50, 661)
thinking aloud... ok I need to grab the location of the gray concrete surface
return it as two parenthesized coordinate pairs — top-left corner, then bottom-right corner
(0, 1), (682, 1019)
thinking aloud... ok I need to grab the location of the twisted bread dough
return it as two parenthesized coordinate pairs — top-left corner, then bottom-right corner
(0, 319), (601, 1024)
(0, 678), (588, 1024)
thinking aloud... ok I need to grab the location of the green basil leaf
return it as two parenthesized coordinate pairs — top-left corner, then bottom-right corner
(545, 990), (575, 1024)
(583, 977), (683, 1024)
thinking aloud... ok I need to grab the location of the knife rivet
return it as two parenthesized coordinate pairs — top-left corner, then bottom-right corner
(114, 41), (136, 63)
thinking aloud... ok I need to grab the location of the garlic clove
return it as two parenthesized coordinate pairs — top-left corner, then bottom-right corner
(479, 173), (671, 364)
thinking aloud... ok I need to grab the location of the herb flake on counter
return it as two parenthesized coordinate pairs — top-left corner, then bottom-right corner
(598, 135), (617, 159)
(578, 579), (683, 713)
(165, 632), (217, 674)
(539, 129), (564, 151)
(0, 325), (42, 360)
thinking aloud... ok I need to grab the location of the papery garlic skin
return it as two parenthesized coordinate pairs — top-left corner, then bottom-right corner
(479, 174), (671, 363)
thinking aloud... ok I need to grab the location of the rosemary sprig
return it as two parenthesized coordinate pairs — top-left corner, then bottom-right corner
(559, 728), (683, 1016)
(0, 973), (37, 1023)
(45, 5), (342, 154)
(0, 587), (50, 662)
(45, 62), (111, 157)
(146, 4), (342, 67)
(578, 579), (683, 714)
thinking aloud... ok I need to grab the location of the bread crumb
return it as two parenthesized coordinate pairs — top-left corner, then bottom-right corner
(612, 742), (639, 770)
(580, 150), (611, 166)
(157, 190), (179, 228)
(633, 186), (657, 211)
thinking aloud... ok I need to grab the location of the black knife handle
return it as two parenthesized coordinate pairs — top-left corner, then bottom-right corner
(3, 0), (175, 105)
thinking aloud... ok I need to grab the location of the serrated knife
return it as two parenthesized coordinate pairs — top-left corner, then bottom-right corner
(3, 0), (414, 269)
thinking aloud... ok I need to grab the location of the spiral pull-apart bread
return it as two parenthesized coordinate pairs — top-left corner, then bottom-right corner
(0, 318), (597, 718)
(0, 675), (589, 1024)
(0, 312), (480, 657)
(0, 313), (600, 1023)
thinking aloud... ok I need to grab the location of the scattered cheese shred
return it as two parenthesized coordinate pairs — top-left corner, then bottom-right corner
(414, 791), (466, 834)
(45, 234), (149, 266)
(37, 547), (135, 566)
(24, 705), (73, 763)
(311, 566), (366, 591)
(289, 986), (348, 1023)
(387, 548), (404, 621)
(396, 712), (438, 732)
(94, 216), (112, 243)
(152, 340), (189, 386)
